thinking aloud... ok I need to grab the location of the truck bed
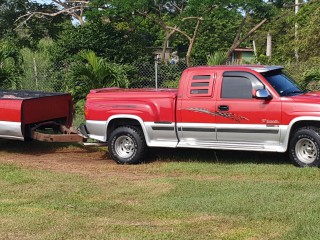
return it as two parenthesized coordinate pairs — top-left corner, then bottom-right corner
(0, 90), (73, 140)
(86, 87), (178, 121)
(89, 87), (178, 96)
(85, 87), (178, 142)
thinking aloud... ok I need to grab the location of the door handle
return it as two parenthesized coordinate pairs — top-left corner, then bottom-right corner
(218, 105), (229, 111)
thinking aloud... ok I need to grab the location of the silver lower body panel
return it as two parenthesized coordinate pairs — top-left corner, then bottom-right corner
(0, 121), (23, 140)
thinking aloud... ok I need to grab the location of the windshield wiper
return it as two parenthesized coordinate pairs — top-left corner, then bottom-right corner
(282, 90), (304, 96)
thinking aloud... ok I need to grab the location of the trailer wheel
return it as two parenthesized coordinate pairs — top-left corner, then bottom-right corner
(108, 126), (147, 164)
(289, 127), (320, 167)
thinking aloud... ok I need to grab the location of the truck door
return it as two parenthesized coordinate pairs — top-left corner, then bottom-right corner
(176, 70), (217, 145)
(215, 71), (281, 146)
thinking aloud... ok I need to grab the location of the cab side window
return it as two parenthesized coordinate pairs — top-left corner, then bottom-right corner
(221, 76), (252, 99)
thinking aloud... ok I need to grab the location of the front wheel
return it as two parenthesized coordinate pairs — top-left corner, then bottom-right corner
(289, 127), (320, 167)
(108, 126), (147, 164)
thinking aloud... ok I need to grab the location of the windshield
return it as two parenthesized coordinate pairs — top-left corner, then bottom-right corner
(262, 71), (304, 97)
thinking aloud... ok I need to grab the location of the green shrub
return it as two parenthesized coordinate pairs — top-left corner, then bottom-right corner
(207, 51), (227, 66)
(0, 41), (23, 89)
(284, 57), (320, 90)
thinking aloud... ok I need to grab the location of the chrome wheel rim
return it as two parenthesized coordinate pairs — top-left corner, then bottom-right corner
(295, 138), (318, 164)
(114, 135), (135, 159)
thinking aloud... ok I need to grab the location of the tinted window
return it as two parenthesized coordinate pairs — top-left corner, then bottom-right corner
(192, 75), (211, 80)
(262, 72), (303, 96)
(190, 89), (209, 94)
(221, 76), (252, 99)
(191, 82), (209, 87)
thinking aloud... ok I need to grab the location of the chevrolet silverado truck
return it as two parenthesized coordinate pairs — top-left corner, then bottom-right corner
(84, 65), (320, 167)
(0, 90), (81, 142)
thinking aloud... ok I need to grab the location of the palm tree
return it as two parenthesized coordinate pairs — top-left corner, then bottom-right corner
(73, 50), (129, 98)
(80, 50), (129, 88)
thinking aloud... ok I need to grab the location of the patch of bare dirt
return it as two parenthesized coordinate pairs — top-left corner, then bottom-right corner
(0, 141), (156, 180)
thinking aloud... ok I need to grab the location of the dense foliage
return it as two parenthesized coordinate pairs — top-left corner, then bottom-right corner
(0, 0), (319, 97)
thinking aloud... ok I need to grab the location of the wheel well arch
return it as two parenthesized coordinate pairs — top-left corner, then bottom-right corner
(290, 120), (320, 137)
(107, 118), (142, 141)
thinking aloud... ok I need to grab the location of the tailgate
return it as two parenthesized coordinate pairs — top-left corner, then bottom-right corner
(22, 93), (73, 127)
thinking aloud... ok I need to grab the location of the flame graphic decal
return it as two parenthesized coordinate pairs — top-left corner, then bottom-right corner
(186, 108), (249, 122)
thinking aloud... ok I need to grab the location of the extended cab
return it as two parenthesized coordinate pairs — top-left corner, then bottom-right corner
(84, 65), (320, 167)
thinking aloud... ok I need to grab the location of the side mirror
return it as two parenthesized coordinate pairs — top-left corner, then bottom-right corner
(256, 89), (272, 100)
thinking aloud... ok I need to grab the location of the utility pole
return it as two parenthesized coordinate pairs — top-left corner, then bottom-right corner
(294, 0), (300, 62)
(266, 33), (272, 61)
(267, 0), (303, 61)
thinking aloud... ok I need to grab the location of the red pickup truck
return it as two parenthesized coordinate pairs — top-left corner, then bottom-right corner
(84, 65), (320, 167)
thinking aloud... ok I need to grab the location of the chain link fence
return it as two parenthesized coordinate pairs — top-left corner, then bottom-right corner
(7, 59), (320, 93)
(130, 61), (188, 89)
(14, 60), (189, 93)
(18, 60), (67, 92)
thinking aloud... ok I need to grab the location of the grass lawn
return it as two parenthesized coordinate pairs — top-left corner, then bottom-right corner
(1, 145), (320, 239)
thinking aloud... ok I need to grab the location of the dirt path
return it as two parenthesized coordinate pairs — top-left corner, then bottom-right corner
(0, 139), (173, 183)
(0, 140), (144, 178)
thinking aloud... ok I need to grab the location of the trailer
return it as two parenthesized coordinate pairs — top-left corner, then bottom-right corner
(0, 90), (82, 142)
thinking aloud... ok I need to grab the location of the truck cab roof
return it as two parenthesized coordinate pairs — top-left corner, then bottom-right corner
(186, 65), (284, 73)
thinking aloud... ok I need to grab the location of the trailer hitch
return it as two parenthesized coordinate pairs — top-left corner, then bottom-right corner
(30, 121), (84, 143)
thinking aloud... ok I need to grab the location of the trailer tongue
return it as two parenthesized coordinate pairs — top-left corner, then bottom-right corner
(30, 121), (83, 143)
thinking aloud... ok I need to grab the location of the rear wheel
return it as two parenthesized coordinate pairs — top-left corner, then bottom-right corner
(289, 127), (320, 167)
(108, 126), (147, 164)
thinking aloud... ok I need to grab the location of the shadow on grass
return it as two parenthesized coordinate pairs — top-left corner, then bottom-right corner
(0, 139), (289, 165)
(147, 147), (289, 165)
(0, 139), (96, 155)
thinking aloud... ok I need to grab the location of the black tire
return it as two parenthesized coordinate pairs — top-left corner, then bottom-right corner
(289, 127), (320, 167)
(108, 126), (147, 164)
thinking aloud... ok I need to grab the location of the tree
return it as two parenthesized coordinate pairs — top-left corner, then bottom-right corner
(129, 0), (188, 63)
(166, 16), (203, 66)
(296, 0), (320, 61)
(16, 0), (89, 27)
(51, 19), (154, 64)
(0, 0), (27, 38)
(253, 1), (317, 63)
(255, 7), (295, 63)
(177, 0), (272, 64)
(226, 17), (267, 59)
(18, 38), (64, 91)
(189, 7), (241, 64)
(17, 4), (69, 49)
(15, 0), (273, 66)
(0, 0), (67, 49)
(0, 41), (23, 89)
